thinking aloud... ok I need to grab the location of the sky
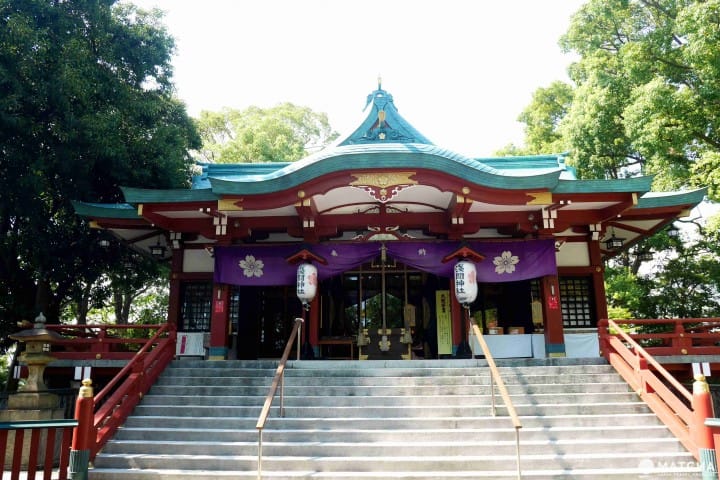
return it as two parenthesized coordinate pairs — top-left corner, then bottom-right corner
(127, 0), (587, 157)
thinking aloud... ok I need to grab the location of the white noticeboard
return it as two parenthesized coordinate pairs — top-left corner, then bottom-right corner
(176, 332), (205, 356)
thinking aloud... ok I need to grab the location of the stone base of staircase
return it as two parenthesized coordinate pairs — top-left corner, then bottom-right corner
(89, 358), (703, 479)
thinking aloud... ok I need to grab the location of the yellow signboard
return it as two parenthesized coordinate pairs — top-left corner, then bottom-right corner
(436, 290), (453, 355)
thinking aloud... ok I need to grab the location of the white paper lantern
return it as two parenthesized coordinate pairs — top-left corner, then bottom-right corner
(454, 260), (478, 305)
(296, 263), (318, 305)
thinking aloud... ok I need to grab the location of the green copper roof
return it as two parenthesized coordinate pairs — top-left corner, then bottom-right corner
(636, 188), (707, 209)
(335, 81), (433, 146)
(552, 176), (655, 194)
(208, 143), (563, 195)
(121, 186), (219, 204)
(72, 201), (140, 219)
(477, 154), (566, 171)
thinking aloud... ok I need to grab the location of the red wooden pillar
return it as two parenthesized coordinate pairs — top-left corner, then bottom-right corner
(309, 292), (320, 347)
(692, 375), (718, 478)
(69, 378), (94, 479)
(451, 278), (463, 350)
(286, 249), (327, 360)
(588, 240), (608, 322)
(441, 246), (484, 357)
(166, 248), (183, 330)
(208, 284), (230, 360)
(541, 275), (565, 357)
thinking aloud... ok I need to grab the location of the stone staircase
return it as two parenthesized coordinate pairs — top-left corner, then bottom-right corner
(89, 358), (702, 479)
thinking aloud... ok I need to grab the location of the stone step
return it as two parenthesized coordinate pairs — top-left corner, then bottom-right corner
(163, 360), (613, 376)
(89, 468), (703, 480)
(113, 424), (673, 443)
(168, 357), (608, 368)
(121, 412), (667, 430)
(148, 381), (630, 396)
(93, 450), (698, 472)
(131, 401), (652, 418)
(155, 373), (625, 387)
(102, 436), (688, 457)
(90, 358), (701, 479)
(139, 391), (638, 407)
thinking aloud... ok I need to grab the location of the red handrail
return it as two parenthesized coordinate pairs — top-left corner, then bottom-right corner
(91, 324), (176, 458)
(43, 323), (176, 459)
(598, 319), (713, 458)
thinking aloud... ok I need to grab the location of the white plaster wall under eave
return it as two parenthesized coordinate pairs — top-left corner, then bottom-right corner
(556, 242), (590, 267)
(183, 249), (214, 272)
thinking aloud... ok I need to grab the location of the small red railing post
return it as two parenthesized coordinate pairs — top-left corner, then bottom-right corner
(637, 356), (654, 394)
(673, 321), (692, 355)
(69, 378), (94, 480)
(692, 375), (717, 479)
(598, 319), (609, 359)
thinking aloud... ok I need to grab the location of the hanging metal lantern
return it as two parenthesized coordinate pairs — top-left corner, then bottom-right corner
(296, 262), (318, 307)
(454, 260), (478, 306)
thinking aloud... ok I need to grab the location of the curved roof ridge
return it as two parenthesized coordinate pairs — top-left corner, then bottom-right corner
(207, 143), (564, 195)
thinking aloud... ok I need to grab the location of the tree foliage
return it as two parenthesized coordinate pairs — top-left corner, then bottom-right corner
(606, 227), (720, 319)
(514, 0), (720, 197)
(518, 81), (574, 155)
(0, 0), (200, 348)
(194, 103), (338, 163)
(511, 0), (720, 320)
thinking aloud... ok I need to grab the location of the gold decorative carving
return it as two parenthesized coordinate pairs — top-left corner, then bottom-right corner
(217, 199), (243, 211)
(526, 192), (553, 205)
(350, 172), (417, 202)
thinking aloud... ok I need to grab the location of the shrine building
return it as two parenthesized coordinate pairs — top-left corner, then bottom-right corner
(74, 84), (706, 361)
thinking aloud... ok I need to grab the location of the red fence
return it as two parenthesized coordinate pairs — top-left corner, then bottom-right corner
(599, 318), (720, 357)
(45, 323), (175, 361)
(0, 420), (77, 480)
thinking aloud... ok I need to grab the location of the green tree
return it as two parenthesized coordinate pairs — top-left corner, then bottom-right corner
(194, 103), (338, 163)
(518, 81), (574, 155)
(494, 81), (573, 157)
(0, 0), (200, 349)
(512, 0), (720, 321)
(556, 0), (720, 195)
(605, 224), (720, 319)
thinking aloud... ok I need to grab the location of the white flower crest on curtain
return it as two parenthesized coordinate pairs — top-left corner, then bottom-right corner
(239, 255), (264, 278)
(493, 251), (519, 274)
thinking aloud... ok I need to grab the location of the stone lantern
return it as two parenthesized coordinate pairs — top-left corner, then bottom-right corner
(8, 312), (65, 410)
(2, 313), (66, 469)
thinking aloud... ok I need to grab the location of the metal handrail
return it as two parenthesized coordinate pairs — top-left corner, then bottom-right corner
(255, 317), (303, 480)
(468, 320), (523, 479)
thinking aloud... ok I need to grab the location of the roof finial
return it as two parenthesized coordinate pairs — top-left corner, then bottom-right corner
(377, 75), (382, 91)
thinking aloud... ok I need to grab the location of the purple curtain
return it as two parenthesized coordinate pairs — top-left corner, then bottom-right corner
(385, 240), (557, 282)
(214, 243), (380, 286)
(214, 240), (556, 286)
